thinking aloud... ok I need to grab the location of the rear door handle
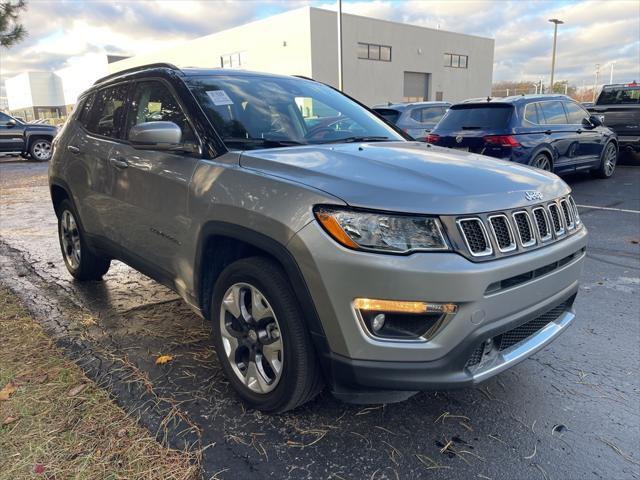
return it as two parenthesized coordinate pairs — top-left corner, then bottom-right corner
(544, 130), (552, 135)
(67, 145), (80, 154)
(109, 157), (129, 169)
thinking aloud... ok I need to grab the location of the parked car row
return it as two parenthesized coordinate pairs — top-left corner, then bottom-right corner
(378, 94), (620, 179)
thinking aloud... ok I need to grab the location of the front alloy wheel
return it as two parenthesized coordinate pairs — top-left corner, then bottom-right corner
(211, 257), (323, 412)
(220, 283), (284, 393)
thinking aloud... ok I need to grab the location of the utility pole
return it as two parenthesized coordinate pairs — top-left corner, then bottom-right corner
(337, 0), (343, 91)
(593, 63), (600, 102)
(548, 19), (564, 92)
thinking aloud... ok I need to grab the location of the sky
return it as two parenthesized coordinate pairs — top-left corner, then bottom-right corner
(0, 0), (638, 87)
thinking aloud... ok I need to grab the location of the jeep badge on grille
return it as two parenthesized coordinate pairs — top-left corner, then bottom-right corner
(525, 191), (544, 201)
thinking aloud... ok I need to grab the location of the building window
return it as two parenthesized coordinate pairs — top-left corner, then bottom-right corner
(220, 51), (247, 69)
(357, 42), (392, 62)
(444, 53), (468, 69)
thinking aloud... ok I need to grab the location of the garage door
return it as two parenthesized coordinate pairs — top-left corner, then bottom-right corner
(403, 72), (429, 102)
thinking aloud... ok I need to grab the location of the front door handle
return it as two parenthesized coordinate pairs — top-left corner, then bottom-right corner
(544, 130), (552, 135)
(109, 157), (129, 169)
(67, 145), (81, 154)
(576, 129), (583, 134)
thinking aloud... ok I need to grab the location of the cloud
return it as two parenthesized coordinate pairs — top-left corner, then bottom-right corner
(0, 0), (638, 87)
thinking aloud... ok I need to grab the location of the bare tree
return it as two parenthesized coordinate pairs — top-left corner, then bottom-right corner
(0, 0), (27, 48)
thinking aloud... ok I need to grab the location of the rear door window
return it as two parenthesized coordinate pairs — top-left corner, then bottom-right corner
(564, 101), (590, 125)
(538, 101), (568, 125)
(436, 105), (513, 130)
(85, 85), (129, 138)
(410, 107), (446, 125)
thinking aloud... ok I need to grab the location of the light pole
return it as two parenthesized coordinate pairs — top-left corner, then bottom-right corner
(548, 18), (564, 93)
(337, 0), (343, 91)
(593, 63), (600, 102)
(610, 61), (616, 84)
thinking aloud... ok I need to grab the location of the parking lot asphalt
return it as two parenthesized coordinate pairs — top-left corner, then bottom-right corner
(1, 158), (638, 480)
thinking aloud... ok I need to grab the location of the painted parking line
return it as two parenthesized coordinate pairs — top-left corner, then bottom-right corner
(576, 204), (640, 214)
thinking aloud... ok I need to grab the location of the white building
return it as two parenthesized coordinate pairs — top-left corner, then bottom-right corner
(3, 54), (127, 121)
(110, 7), (494, 106)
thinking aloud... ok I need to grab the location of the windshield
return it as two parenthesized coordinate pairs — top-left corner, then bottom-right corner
(597, 85), (640, 105)
(436, 104), (513, 130)
(186, 74), (404, 149)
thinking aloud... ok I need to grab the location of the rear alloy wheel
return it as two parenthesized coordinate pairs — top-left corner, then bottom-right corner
(211, 257), (323, 413)
(592, 142), (618, 179)
(57, 199), (110, 280)
(30, 139), (52, 161)
(530, 153), (552, 171)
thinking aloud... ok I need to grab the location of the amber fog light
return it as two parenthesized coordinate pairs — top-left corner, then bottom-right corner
(354, 298), (457, 340)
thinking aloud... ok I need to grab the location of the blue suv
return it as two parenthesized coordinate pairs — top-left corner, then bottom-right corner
(427, 95), (618, 178)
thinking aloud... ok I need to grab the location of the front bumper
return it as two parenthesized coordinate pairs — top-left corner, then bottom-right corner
(288, 220), (587, 396)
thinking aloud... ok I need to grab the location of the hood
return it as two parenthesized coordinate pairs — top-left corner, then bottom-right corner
(239, 141), (570, 215)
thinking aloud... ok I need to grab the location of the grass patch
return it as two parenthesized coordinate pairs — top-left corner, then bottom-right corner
(0, 285), (200, 479)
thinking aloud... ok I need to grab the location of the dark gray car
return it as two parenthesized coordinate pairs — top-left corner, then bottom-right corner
(49, 64), (586, 412)
(372, 101), (450, 141)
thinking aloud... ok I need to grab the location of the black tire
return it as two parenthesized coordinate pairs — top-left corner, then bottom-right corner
(57, 199), (110, 280)
(529, 152), (552, 171)
(591, 141), (618, 179)
(29, 137), (52, 161)
(211, 256), (323, 413)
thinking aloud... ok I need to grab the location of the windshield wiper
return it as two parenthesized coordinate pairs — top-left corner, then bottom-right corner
(224, 137), (308, 148)
(316, 136), (391, 144)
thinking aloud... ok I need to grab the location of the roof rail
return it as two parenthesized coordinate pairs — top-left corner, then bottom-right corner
(93, 63), (181, 85)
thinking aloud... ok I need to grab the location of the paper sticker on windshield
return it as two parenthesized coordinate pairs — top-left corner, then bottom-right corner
(206, 90), (234, 106)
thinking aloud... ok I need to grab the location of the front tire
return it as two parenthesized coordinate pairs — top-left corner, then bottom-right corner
(29, 138), (52, 161)
(592, 142), (617, 179)
(57, 199), (110, 280)
(211, 257), (323, 413)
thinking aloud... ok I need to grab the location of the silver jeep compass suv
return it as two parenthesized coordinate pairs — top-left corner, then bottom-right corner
(49, 64), (587, 412)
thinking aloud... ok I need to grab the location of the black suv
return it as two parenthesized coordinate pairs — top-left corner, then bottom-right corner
(0, 111), (57, 161)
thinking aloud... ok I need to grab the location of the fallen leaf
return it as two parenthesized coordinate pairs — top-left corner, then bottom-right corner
(2, 415), (20, 426)
(155, 355), (174, 365)
(68, 383), (88, 397)
(34, 463), (45, 474)
(0, 383), (17, 401)
(117, 428), (128, 438)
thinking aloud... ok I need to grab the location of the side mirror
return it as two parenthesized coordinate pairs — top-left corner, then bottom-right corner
(129, 121), (182, 146)
(6, 119), (17, 127)
(587, 115), (603, 127)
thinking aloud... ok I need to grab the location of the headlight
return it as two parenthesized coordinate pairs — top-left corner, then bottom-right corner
(314, 206), (449, 253)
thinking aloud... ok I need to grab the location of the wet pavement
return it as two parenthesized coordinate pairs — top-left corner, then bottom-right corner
(1, 158), (639, 480)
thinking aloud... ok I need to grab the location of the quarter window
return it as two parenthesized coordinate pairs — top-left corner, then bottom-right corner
(357, 42), (392, 62)
(564, 101), (589, 125)
(538, 101), (568, 125)
(125, 81), (195, 143)
(444, 53), (468, 69)
(85, 84), (129, 138)
(523, 103), (540, 124)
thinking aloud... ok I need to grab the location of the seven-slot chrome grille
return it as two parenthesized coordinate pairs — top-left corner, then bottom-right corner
(455, 195), (581, 259)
